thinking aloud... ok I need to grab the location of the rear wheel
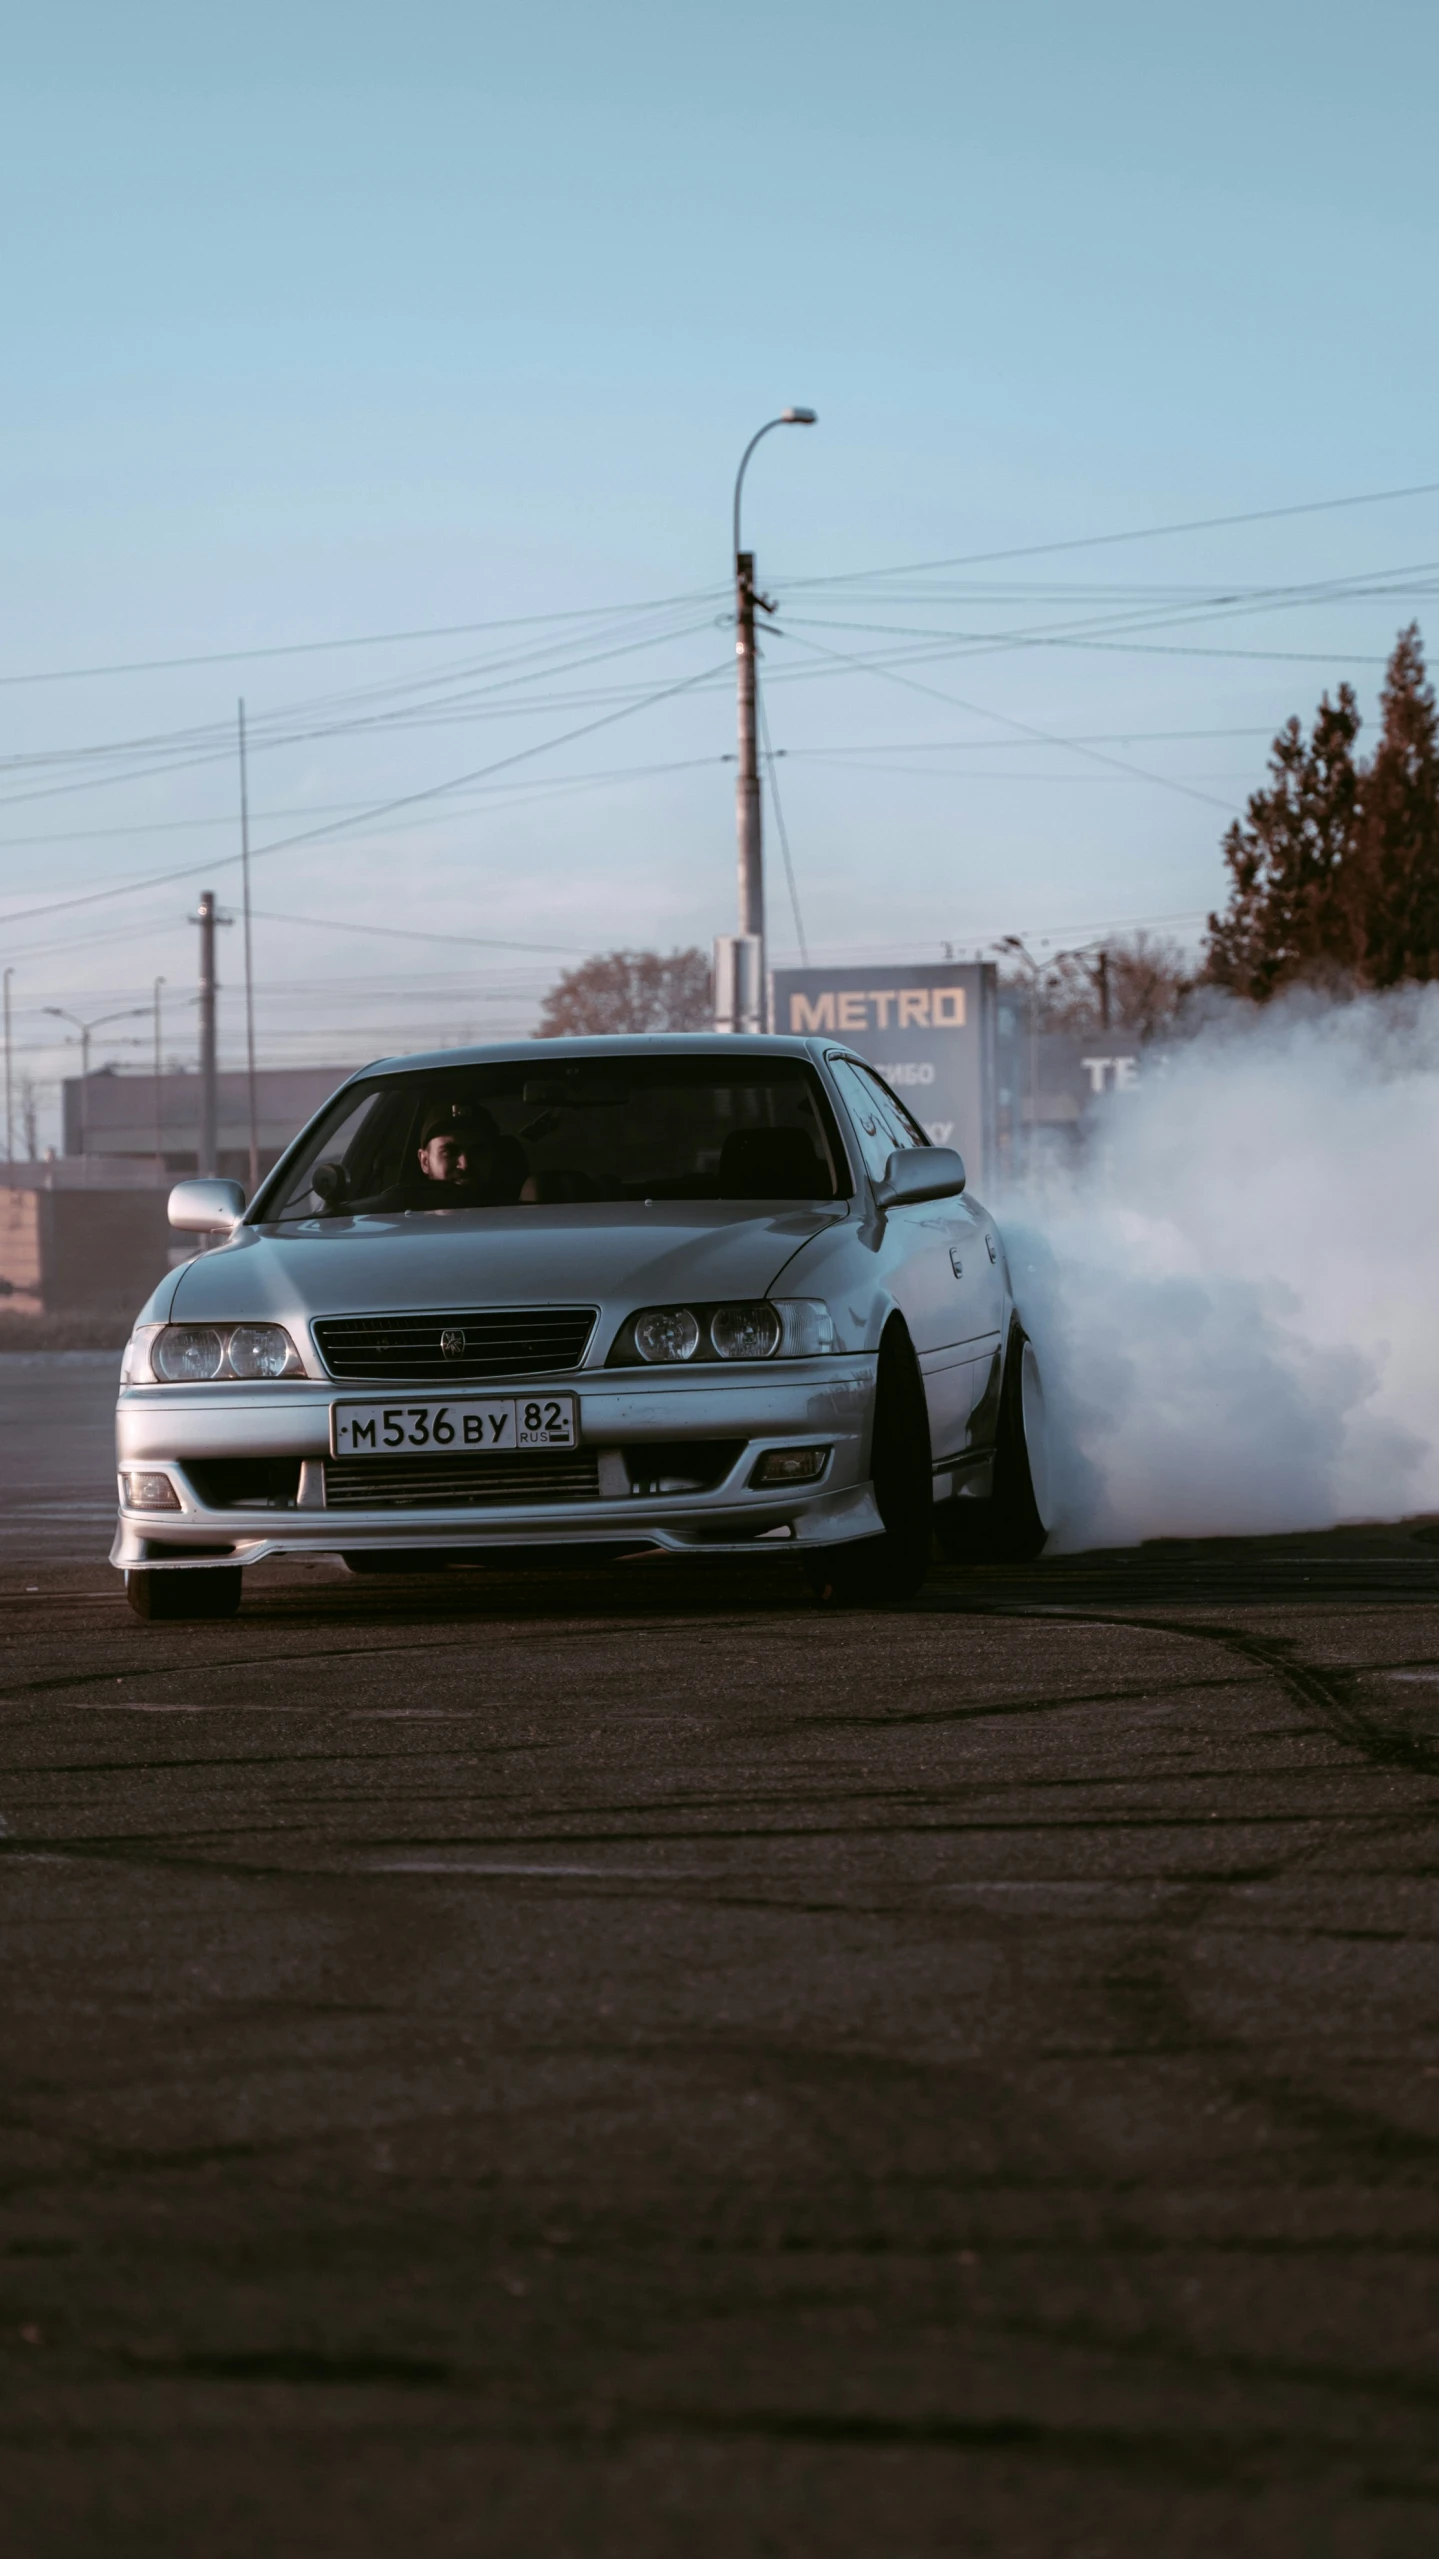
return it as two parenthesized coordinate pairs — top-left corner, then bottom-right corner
(804, 1319), (932, 1606)
(126, 1567), (243, 1623)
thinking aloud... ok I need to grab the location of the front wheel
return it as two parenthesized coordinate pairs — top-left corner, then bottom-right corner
(935, 1323), (1050, 1565)
(804, 1319), (932, 1606)
(126, 1567), (243, 1623)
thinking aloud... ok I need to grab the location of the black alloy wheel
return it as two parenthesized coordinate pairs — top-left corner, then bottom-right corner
(804, 1317), (932, 1606)
(935, 1319), (1049, 1566)
(125, 1567), (243, 1623)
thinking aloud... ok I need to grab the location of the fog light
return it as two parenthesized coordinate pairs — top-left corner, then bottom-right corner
(120, 1471), (182, 1511)
(751, 1446), (830, 1487)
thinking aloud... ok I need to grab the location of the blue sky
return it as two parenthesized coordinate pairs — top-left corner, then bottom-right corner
(3, 0), (1438, 1101)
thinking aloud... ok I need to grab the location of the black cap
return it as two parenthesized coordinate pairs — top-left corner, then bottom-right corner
(419, 1102), (497, 1147)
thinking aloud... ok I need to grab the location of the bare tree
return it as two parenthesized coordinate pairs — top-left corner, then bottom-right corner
(1004, 932), (1193, 1041)
(537, 948), (712, 1037)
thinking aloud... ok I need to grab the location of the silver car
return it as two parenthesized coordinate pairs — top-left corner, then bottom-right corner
(113, 1034), (1050, 1620)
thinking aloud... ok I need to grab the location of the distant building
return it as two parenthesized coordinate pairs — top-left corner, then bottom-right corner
(994, 1000), (1144, 1169)
(59, 1066), (356, 1181)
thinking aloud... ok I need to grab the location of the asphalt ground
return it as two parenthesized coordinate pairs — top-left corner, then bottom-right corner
(2, 1358), (1438, 2556)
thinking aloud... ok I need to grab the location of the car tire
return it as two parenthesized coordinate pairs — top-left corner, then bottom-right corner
(804, 1318), (932, 1606)
(126, 1567), (243, 1623)
(935, 1322), (1050, 1565)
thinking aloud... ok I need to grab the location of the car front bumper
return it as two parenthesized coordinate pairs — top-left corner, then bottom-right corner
(111, 1358), (880, 1569)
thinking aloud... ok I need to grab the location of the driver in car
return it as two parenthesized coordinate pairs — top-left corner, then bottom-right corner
(376, 1102), (524, 1209)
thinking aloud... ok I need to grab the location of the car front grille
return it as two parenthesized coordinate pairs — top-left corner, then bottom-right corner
(323, 1451), (601, 1509)
(313, 1307), (597, 1382)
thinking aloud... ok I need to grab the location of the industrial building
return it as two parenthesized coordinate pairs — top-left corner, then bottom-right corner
(58, 1063), (355, 1182)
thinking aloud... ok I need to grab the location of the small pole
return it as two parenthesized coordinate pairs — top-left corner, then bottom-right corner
(80, 1025), (91, 1164)
(238, 700), (259, 1194)
(2, 968), (12, 1164)
(152, 975), (166, 1172)
(1097, 947), (1111, 1031)
(195, 891), (218, 1176)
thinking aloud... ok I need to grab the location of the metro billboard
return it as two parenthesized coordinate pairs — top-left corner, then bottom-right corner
(772, 962), (999, 1187)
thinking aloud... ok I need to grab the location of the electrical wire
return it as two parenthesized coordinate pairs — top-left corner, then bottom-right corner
(762, 623), (1238, 812)
(0, 657), (732, 932)
(778, 475), (1439, 591)
(0, 587), (726, 688)
(755, 679), (807, 966)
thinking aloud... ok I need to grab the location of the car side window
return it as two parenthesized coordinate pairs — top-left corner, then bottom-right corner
(850, 1061), (928, 1152)
(828, 1059), (899, 1183)
(275, 1092), (385, 1219)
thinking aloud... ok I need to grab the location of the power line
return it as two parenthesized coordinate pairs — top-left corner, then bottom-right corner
(756, 680), (807, 966)
(765, 624), (1237, 813)
(0, 658), (732, 932)
(249, 909), (587, 956)
(0, 588), (724, 688)
(780, 476), (1439, 591)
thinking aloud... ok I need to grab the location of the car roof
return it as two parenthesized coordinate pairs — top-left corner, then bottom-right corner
(355, 1032), (835, 1078)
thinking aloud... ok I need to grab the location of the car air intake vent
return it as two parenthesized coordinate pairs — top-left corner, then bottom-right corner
(313, 1307), (596, 1382)
(324, 1451), (600, 1508)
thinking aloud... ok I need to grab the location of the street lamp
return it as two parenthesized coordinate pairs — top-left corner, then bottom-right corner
(44, 1005), (151, 1166)
(726, 406), (817, 1031)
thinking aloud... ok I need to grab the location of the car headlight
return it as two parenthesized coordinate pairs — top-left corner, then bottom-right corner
(612, 1299), (835, 1366)
(144, 1323), (305, 1383)
(710, 1302), (782, 1361)
(633, 1306), (702, 1364)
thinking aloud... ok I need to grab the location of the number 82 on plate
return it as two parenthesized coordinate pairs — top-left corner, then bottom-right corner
(331, 1394), (577, 1456)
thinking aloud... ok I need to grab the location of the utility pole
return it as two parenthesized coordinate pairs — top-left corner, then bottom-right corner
(3, 968), (12, 1165)
(721, 408), (816, 1033)
(238, 700), (259, 1194)
(734, 545), (763, 979)
(190, 892), (231, 1177)
(1097, 947), (1111, 1031)
(152, 976), (166, 1172)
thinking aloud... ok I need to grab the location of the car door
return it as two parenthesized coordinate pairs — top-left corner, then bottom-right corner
(828, 1055), (986, 1463)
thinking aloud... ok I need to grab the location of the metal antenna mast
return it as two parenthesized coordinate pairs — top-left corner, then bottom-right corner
(238, 700), (259, 1195)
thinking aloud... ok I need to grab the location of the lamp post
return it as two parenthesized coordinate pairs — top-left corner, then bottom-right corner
(43, 1004), (150, 1169)
(152, 976), (167, 1172)
(726, 407), (817, 1031)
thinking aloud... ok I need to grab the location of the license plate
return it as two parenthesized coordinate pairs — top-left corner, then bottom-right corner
(330, 1393), (578, 1457)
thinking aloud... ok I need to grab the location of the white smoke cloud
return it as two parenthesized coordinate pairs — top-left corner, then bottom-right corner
(999, 988), (1439, 1550)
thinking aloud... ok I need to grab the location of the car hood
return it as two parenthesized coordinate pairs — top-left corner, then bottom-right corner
(166, 1201), (848, 1336)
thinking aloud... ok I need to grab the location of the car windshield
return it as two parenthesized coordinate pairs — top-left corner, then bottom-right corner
(261, 1055), (850, 1220)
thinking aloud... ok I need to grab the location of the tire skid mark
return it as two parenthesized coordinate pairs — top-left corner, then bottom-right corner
(958, 1605), (1439, 2193)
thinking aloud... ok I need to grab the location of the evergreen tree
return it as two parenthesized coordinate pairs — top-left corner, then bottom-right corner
(1352, 624), (1439, 987)
(1206, 686), (1363, 998)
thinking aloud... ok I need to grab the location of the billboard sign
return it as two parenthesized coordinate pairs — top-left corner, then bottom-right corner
(771, 962), (998, 1187)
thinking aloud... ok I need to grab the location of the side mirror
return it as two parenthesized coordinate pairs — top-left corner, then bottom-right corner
(168, 1177), (247, 1234)
(873, 1145), (966, 1210)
